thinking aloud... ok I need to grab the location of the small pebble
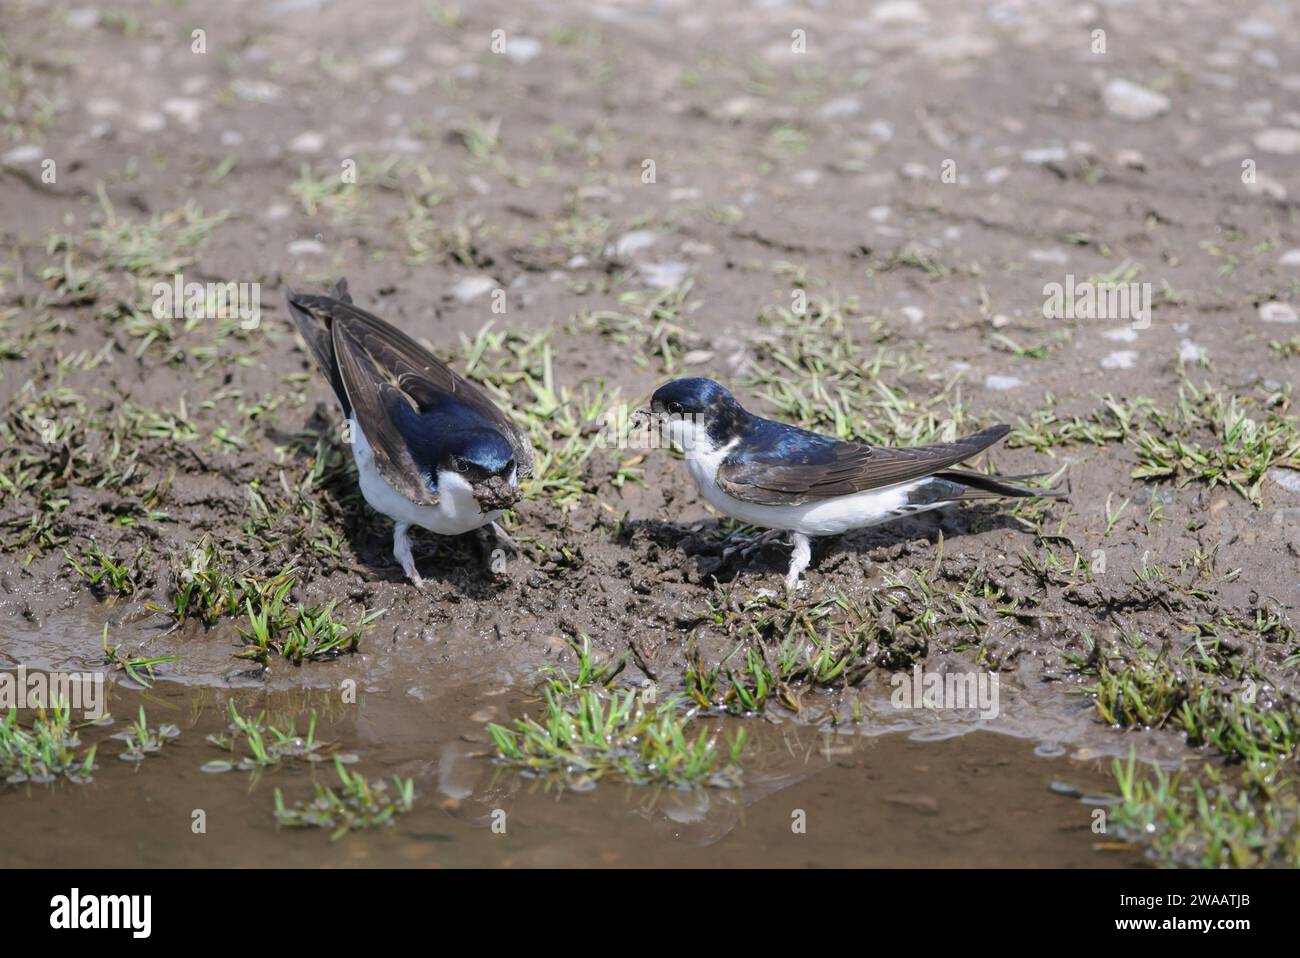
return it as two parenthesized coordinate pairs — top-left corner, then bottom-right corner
(1101, 350), (1138, 369)
(1259, 302), (1298, 324)
(1, 143), (42, 165)
(503, 37), (542, 64)
(290, 131), (325, 154)
(985, 374), (1024, 391)
(611, 229), (657, 258)
(447, 276), (496, 302)
(1254, 128), (1300, 155)
(286, 239), (324, 256)
(1103, 78), (1171, 121)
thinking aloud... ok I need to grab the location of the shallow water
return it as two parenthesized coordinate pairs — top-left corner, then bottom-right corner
(2, 607), (1147, 867)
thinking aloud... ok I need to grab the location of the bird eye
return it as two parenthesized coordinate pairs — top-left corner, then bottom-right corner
(668, 401), (684, 415)
(455, 458), (469, 473)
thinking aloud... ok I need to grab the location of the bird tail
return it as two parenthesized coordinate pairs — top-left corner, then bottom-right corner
(926, 468), (1068, 502)
(285, 278), (353, 414)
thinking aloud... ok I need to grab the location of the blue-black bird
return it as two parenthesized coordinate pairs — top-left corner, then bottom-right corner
(648, 377), (1063, 589)
(286, 279), (532, 585)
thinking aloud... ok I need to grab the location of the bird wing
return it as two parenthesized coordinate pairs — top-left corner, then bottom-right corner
(287, 282), (535, 505)
(286, 279), (353, 416)
(330, 317), (442, 506)
(715, 425), (1011, 506)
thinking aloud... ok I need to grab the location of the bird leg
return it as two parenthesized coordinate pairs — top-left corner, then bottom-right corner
(490, 521), (519, 553)
(721, 527), (783, 560)
(784, 533), (812, 591)
(393, 521), (424, 587)
(472, 521), (516, 576)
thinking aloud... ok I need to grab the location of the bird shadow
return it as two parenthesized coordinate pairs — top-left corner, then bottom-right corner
(268, 413), (512, 599)
(617, 506), (1030, 587)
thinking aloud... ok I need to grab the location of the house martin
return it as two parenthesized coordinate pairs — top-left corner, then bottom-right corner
(286, 279), (532, 586)
(648, 377), (1063, 590)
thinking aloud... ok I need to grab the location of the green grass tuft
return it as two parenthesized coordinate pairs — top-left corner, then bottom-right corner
(273, 756), (414, 841)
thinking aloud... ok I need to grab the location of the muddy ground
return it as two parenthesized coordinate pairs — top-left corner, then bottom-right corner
(0, 0), (1298, 866)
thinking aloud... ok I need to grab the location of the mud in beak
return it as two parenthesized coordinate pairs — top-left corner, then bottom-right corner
(472, 474), (519, 512)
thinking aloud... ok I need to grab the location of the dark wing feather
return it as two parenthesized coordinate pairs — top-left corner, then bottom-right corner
(304, 294), (534, 481)
(716, 425), (1011, 506)
(287, 287), (351, 416)
(330, 318), (441, 506)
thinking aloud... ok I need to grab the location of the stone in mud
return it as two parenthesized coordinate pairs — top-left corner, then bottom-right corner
(232, 79), (282, 103)
(1022, 146), (1068, 164)
(868, 119), (895, 141)
(1101, 350), (1138, 369)
(367, 46), (406, 69)
(610, 230), (657, 259)
(286, 239), (325, 256)
(1115, 148), (1146, 170)
(1178, 339), (1206, 363)
(1244, 173), (1287, 201)
(640, 261), (689, 290)
(1, 144), (43, 166)
(1267, 469), (1300, 495)
(1029, 248), (1068, 264)
(162, 98), (204, 127)
(86, 98), (121, 118)
(871, 1), (929, 25)
(1254, 128), (1300, 155)
(289, 131), (325, 154)
(985, 374), (1024, 391)
(135, 112), (166, 132)
(817, 97), (861, 120)
(1102, 79), (1171, 121)
(447, 276), (496, 302)
(503, 37), (542, 64)
(65, 7), (99, 28)
(1259, 302), (1298, 324)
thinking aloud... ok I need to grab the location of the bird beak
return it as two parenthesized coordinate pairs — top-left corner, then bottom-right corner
(472, 474), (519, 511)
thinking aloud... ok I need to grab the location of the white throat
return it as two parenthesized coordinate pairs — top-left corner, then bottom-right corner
(348, 418), (501, 536)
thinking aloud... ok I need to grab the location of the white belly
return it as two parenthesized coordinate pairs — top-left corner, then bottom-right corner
(350, 419), (500, 536)
(684, 438), (930, 537)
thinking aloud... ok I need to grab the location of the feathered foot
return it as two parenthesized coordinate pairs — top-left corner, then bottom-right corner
(393, 521), (424, 587)
(784, 533), (812, 591)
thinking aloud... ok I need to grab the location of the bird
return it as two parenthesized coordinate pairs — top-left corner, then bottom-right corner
(646, 377), (1064, 590)
(286, 279), (532, 586)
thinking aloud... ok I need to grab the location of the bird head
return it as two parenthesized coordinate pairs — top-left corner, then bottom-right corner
(438, 429), (519, 511)
(649, 378), (744, 456)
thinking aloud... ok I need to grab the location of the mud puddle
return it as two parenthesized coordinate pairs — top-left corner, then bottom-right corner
(3, 618), (1145, 868)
